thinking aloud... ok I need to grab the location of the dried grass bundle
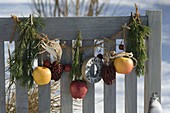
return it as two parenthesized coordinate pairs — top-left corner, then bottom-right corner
(6, 79), (61, 113)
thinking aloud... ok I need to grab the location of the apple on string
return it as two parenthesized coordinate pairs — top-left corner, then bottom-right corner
(111, 52), (137, 74)
(114, 57), (134, 74)
(70, 80), (88, 99)
(33, 59), (64, 83)
(32, 66), (51, 85)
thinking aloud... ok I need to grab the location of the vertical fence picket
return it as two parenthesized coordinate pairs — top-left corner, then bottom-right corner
(83, 40), (95, 113)
(60, 40), (73, 113)
(14, 42), (28, 113)
(16, 80), (28, 113)
(38, 53), (51, 113)
(0, 41), (6, 113)
(125, 70), (137, 113)
(104, 39), (116, 113)
(144, 11), (162, 113)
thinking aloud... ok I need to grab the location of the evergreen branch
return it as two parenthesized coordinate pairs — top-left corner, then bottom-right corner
(126, 20), (151, 76)
(8, 14), (44, 88)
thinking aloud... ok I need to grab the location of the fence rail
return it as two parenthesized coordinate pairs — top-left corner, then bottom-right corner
(0, 10), (161, 113)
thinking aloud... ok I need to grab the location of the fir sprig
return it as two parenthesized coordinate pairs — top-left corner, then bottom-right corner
(8, 15), (44, 88)
(126, 20), (151, 76)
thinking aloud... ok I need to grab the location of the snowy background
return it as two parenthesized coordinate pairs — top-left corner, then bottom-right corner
(0, 0), (170, 113)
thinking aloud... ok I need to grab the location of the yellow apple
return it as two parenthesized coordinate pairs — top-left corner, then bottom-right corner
(32, 66), (51, 85)
(113, 57), (134, 74)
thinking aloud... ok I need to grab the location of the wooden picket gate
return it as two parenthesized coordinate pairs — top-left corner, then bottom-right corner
(0, 10), (161, 113)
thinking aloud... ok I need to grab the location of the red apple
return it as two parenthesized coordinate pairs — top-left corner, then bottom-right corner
(70, 80), (88, 99)
(64, 64), (72, 72)
(43, 60), (51, 68)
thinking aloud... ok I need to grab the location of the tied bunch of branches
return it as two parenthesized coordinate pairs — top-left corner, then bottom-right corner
(8, 15), (44, 88)
(126, 16), (151, 76)
(70, 31), (83, 81)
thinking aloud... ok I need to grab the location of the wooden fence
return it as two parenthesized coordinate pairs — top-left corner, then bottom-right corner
(0, 10), (161, 113)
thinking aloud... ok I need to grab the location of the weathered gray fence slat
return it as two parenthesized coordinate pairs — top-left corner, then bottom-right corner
(0, 17), (147, 41)
(38, 53), (51, 113)
(16, 80), (28, 113)
(144, 11), (162, 113)
(125, 70), (137, 113)
(0, 41), (6, 113)
(15, 42), (28, 113)
(83, 40), (95, 113)
(60, 40), (73, 113)
(104, 39), (116, 113)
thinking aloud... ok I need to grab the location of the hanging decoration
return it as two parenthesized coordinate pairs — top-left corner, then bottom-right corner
(8, 15), (44, 88)
(43, 60), (64, 81)
(8, 4), (150, 90)
(32, 66), (51, 85)
(82, 57), (103, 83)
(50, 61), (64, 81)
(70, 80), (88, 99)
(101, 63), (116, 85)
(101, 51), (116, 85)
(108, 3), (150, 77)
(69, 31), (88, 99)
(111, 52), (137, 74)
(8, 14), (63, 88)
(39, 34), (62, 61)
(126, 5), (151, 76)
(99, 52), (116, 85)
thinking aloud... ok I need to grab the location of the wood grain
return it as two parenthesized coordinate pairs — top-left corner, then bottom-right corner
(16, 80), (28, 113)
(144, 11), (162, 113)
(125, 70), (137, 113)
(60, 40), (73, 113)
(0, 17), (147, 41)
(82, 40), (95, 113)
(38, 53), (51, 113)
(104, 39), (116, 113)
